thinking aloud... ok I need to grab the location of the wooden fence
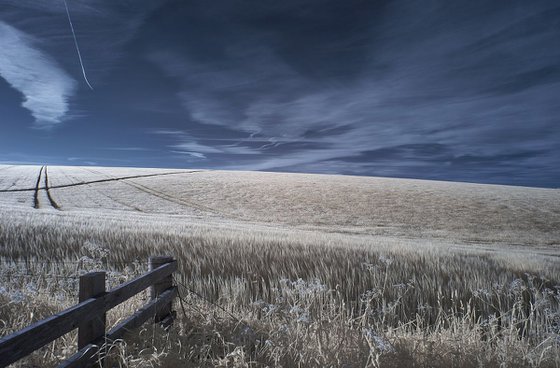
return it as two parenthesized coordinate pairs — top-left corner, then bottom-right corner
(0, 256), (177, 368)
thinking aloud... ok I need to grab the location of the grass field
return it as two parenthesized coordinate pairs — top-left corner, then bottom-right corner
(0, 164), (559, 367)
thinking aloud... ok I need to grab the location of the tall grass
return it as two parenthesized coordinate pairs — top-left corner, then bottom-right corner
(1, 210), (559, 367)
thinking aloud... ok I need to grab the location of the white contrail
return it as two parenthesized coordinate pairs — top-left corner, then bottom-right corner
(63, 0), (93, 90)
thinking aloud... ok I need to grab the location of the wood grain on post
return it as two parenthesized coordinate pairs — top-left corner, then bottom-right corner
(149, 256), (174, 322)
(0, 260), (176, 367)
(60, 287), (177, 368)
(78, 272), (106, 350)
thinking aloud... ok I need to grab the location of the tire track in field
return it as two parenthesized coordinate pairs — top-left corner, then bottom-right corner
(33, 166), (44, 209)
(72, 168), (146, 212)
(43, 166), (60, 210)
(101, 193), (145, 212)
(84, 168), (229, 217)
(85, 169), (214, 213)
(0, 171), (201, 193)
(62, 167), (145, 212)
(125, 178), (222, 215)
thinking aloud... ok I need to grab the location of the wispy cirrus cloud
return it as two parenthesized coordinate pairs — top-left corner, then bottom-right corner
(146, 0), (560, 187)
(155, 130), (262, 156)
(0, 0), (168, 128)
(1, 1), (557, 187)
(0, 21), (76, 128)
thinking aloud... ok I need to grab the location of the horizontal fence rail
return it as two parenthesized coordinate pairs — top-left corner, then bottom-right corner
(60, 287), (177, 368)
(0, 256), (177, 368)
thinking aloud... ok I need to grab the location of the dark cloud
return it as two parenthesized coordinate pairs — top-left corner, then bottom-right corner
(0, 0), (559, 187)
(449, 150), (548, 167)
(341, 144), (451, 163)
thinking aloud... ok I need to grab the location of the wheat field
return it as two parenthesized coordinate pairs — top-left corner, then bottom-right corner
(0, 164), (559, 367)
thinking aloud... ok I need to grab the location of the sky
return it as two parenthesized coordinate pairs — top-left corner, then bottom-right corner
(0, 1), (559, 188)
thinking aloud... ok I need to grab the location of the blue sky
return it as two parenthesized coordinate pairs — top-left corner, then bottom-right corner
(0, 0), (559, 187)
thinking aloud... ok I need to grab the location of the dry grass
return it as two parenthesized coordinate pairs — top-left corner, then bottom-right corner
(0, 164), (559, 367)
(2, 164), (558, 244)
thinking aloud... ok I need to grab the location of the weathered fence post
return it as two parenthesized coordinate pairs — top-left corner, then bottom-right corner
(78, 272), (106, 350)
(0, 257), (177, 367)
(149, 256), (175, 324)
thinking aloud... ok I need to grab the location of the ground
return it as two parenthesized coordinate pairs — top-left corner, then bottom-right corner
(0, 164), (559, 367)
